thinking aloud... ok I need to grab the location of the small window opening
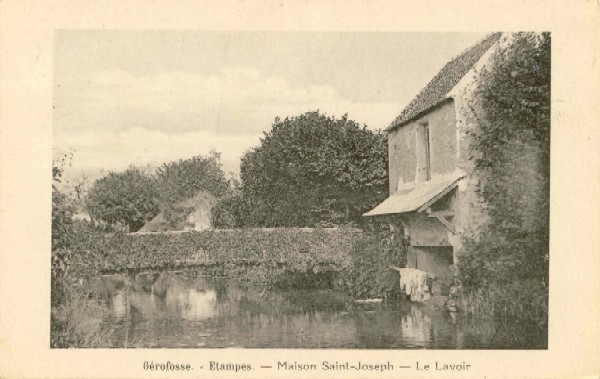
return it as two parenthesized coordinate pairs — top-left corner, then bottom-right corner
(417, 122), (431, 181)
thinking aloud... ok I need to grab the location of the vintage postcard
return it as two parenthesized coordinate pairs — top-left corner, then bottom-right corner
(1, 1), (599, 378)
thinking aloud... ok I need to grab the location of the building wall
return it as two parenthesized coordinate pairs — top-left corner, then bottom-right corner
(388, 100), (457, 195)
(402, 198), (456, 247)
(406, 246), (454, 291)
(388, 121), (416, 195)
(405, 215), (451, 247)
(385, 37), (507, 289)
(399, 189), (461, 285)
(452, 75), (492, 244)
(446, 36), (509, 244)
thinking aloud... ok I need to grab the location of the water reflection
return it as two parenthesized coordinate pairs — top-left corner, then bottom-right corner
(400, 307), (432, 347)
(99, 271), (546, 349)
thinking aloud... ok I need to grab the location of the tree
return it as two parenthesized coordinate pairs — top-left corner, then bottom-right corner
(52, 160), (74, 250)
(86, 167), (160, 232)
(211, 190), (248, 228)
(51, 155), (75, 307)
(154, 152), (230, 228)
(71, 172), (93, 212)
(156, 151), (229, 204)
(239, 111), (388, 227)
(458, 33), (550, 286)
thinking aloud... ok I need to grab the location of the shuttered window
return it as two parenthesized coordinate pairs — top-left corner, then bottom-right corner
(417, 123), (431, 182)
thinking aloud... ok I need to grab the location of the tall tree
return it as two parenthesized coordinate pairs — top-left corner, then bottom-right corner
(240, 111), (388, 227)
(86, 167), (160, 232)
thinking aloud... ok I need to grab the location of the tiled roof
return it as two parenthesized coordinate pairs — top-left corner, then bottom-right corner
(363, 173), (464, 217)
(388, 33), (502, 130)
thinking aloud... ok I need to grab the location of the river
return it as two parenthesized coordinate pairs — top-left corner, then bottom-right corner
(98, 270), (547, 349)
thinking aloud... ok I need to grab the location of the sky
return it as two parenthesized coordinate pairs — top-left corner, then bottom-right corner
(53, 31), (489, 179)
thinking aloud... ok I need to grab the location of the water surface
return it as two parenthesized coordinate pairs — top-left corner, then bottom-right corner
(100, 271), (547, 349)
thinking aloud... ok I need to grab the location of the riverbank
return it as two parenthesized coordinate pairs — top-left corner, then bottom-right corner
(67, 226), (359, 287)
(51, 223), (547, 347)
(63, 224), (409, 298)
(56, 273), (548, 349)
(51, 224), (398, 347)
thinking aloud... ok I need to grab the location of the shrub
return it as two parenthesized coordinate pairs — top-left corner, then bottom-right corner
(341, 229), (408, 299)
(66, 227), (360, 279)
(211, 191), (248, 228)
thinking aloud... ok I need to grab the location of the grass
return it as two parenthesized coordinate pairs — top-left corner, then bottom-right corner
(51, 284), (117, 348)
(459, 279), (548, 326)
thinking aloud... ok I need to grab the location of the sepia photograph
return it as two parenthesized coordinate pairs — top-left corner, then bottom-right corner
(1, 1), (600, 378)
(51, 31), (550, 350)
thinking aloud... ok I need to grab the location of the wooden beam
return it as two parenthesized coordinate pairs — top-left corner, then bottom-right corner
(434, 216), (457, 234)
(427, 210), (455, 218)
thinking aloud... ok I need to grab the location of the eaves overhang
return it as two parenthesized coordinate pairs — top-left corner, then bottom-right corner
(363, 173), (464, 218)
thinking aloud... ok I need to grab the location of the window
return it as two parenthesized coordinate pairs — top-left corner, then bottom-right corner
(417, 122), (431, 181)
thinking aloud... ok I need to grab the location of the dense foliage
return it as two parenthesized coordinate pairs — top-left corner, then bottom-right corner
(344, 228), (409, 299)
(86, 167), (160, 232)
(156, 151), (229, 204)
(211, 190), (247, 229)
(66, 227), (358, 282)
(52, 160), (116, 347)
(51, 159), (75, 307)
(85, 152), (229, 232)
(62, 226), (402, 298)
(458, 33), (550, 287)
(238, 111), (388, 227)
(52, 165), (74, 251)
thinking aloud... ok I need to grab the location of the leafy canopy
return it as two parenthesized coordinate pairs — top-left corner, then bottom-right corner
(238, 111), (388, 227)
(86, 167), (160, 232)
(156, 151), (229, 205)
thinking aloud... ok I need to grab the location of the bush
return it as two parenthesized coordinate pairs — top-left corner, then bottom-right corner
(66, 227), (360, 279)
(342, 229), (408, 299)
(211, 191), (248, 228)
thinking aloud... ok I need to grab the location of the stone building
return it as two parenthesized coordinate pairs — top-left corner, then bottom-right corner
(364, 33), (504, 292)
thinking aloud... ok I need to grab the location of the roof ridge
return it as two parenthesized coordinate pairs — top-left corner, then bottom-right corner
(443, 32), (502, 68)
(388, 32), (503, 131)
